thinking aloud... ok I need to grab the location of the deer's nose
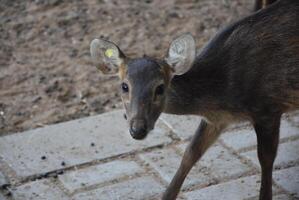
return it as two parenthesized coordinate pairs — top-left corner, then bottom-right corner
(130, 119), (147, 140)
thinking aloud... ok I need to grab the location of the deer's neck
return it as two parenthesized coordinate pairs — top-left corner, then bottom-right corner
(162, 21), (240, 116)
(163, 19), (242, 116)
(163, 47), (231, 115)
(164, 64), (226, 115)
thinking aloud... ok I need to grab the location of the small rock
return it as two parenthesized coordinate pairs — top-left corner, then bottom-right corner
(32, 96), (42, 103)
(69, 49), (78, 58)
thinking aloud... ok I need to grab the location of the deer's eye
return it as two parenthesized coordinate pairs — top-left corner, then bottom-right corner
(155, 84), (164, 96)
(121, 83), (129, 93)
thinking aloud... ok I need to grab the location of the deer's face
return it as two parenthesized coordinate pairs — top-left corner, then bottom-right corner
(90, 34), (196, 140)
(120, 58), (171, 139)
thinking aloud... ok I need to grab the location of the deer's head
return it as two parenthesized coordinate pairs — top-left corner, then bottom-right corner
(90, 34), (196, 140)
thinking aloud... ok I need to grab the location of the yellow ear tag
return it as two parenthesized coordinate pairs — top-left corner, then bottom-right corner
(105, 49), (114, 58)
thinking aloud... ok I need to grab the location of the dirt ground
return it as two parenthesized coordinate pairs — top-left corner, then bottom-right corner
(0, 0), (253, 135)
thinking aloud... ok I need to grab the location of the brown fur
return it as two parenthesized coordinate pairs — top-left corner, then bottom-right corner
(118, 63), (127, 80)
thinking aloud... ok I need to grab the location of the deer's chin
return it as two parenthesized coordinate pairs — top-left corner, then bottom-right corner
(130, 130), (148, 140)
(131, 134), (147, 140)
(129, 126), (155, 140)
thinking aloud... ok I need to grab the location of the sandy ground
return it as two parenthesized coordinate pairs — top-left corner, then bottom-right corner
(0, 0), (253, 135)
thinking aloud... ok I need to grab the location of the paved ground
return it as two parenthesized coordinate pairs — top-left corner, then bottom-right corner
(0, 110), (298, 200)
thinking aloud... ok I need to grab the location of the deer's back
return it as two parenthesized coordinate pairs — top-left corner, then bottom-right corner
(184, 0), (299, 115)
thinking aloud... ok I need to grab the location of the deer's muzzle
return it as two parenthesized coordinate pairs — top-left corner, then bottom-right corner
(130, 118), (147, 140)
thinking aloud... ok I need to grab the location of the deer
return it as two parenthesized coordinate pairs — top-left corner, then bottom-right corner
(90, 0), (299, 199)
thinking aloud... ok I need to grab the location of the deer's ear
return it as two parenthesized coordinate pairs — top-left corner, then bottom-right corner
(165, 33), (196, 75)
(90, 39), (125, 74)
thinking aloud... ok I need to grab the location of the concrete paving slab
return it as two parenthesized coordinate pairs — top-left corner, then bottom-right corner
(0, 193), (7, 200)
(241, 139), (299, 168)
(13, 179), (68, 200)
(0, 110), (172, 178)
(59, 160), (143, 193)
(220, 128), (256, 151)
(0, 171), (7, 186)
(291, 116), (299, 126)
(185, 175), (276, 200)
(72, 176), (164, 200)
(2, 110), (298, 200)
(245, 194), (293, 200)
(160, 114), (202, 140)
(178, 143), (253, 180)
(273, 166), (299, 198)
(288, 111), (299, 126)
(139, 147), (213, 189)
(221, 119), (299, 151)
(280, 119), (299, 138)
(273, 194), (293, 200)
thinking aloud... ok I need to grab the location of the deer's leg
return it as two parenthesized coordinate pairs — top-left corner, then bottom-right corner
(253, 113), (281, 200)
(162, 120), (223, 200)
